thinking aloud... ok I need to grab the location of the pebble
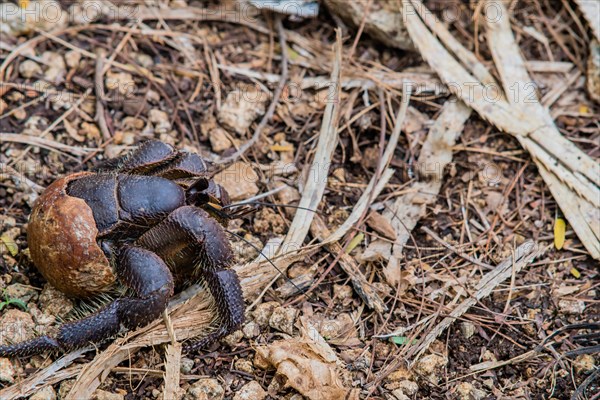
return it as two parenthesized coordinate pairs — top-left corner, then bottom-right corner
(64, 50), (81, 69)
(5, 283), (38, 303)
(148, 109), (172, 134)
(391, 389), (410, 400)
(234, 358), (254, 374)
(456, 382), (486, 400)
(221, 330), (243, 347)
(180, 357), (194, 374)
(105, 71), (136, 96)
(233, 381), (266, 400)
(558, 299), (585, 314)
(91, 389), (124, 400)
(41, 51), (66, 84)
(133, 52), (154, 68)
(185, 378), (224, 400)
(0, 358), (15, 383)
(208, 127), (233, 152)
(213, 162), (259, 201)
(217, 84), (267, 134)
(460, 322), (476, 339)
(29, 386), (57, 400)
(574, 354), (595, 373)
(242, 321), (260, 339)
(39, 284), (74, 319)
(0, 309), (36, 345)
(19, 60), (42, 79)
(268, 306), (298, 335)
(414, 354), (448, 385)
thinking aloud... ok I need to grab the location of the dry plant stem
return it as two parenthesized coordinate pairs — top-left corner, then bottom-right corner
(280, 29), (343, 256)
(0, 348), (90, 399)
(217, 15), (289, 164)
(402, 0), (600, 259)
(94, 49), (112, 141)
(162, 343), (182, 400)
(377, 100), (472, 283)
(310, 216), (387, 313)
(574, 0), (600, 41)
(484, 0), (600, 256)
(408, 240), (544, 361)
(370, 241), (544, 390)
(326, 88), (412, 243)
(421, 227), (493, 270)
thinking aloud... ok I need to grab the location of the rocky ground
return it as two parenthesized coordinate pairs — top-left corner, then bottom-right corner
(0, 0), (599, 399)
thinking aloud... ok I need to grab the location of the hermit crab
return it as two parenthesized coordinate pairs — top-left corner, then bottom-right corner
(0, 140), (245, 356)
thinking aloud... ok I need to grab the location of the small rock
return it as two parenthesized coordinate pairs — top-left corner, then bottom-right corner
(58, 379), (75, 398)
(30, 385), (57, 400)
(213, 162), (259, 201)
(0, 309), (36, 345)
(64, 50), (81, 69)
(252, 208), (286, 235)
(574, 354), (595, 373)
(456, 382), (486, 400)
(233, 381), (266, 400)
(397, 380), (419, 396)
(253, 350), (270, 370)
(180, 357), (194, 374)
(482, 350), (496, 363)
(0, 358), (15, 383)
(185, 378), (224, 400)
(208, 127), (233, 152)
(268, 306), (298, 335)
(218, 84), (267, 134)
(414, 354), (448, 385)
(39, 284), (74, 318)
(5, 283), (38, 303)
(460, 322), (476, 339)
(242, 321), (260, 339)
(91, 389), (124, 400)
(19, 60), (42, 79)
(333, 284), (353, 302)
(275, 183), (300, 218)
(122, 96), (148, 117)
(234, 358), (254, 374)
(133, 52), (154, 68)
(148, 109), (172, 134)
(221, 330), (243, 347)
(41, 51), (66, 84)
(559, 299), (585, 314)
(391, 389), (410, 400)
(105, 70), (136, 96)
(252, 301), (280, 327)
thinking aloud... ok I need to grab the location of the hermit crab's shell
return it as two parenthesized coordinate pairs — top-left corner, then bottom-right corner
(27, 172), (115, 298)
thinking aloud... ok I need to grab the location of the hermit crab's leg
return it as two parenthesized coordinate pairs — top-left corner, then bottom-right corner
(135, 206), (245, 350)
(93, 140), (211, 180)
(93, 140), (178, 173)
(0, 246), (174, 357)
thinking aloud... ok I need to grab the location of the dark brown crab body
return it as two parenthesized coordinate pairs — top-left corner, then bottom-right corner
(0, 140), (245, 357)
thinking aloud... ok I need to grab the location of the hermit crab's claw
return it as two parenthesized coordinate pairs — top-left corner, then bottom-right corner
(186, 179), (234, 223)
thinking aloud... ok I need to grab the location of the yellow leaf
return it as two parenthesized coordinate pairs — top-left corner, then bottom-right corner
(0, 235), (18, 256)
(570, 267), (581, 279)
(579, 105), (589, 114)
(345, 233), (364, 254)
(554, 217), (566, 250)
(19, 0), (29, 8)
(269, 144), (294, 152)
